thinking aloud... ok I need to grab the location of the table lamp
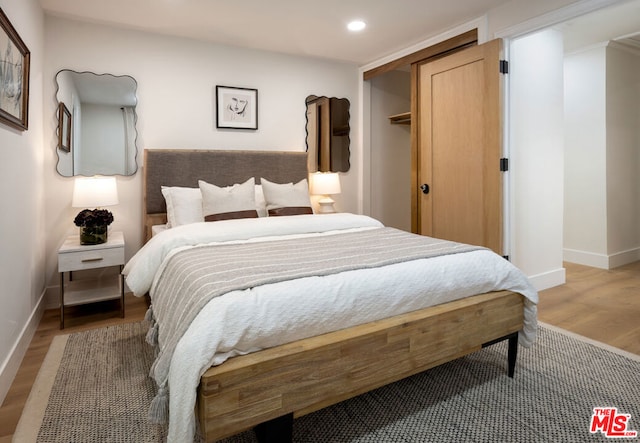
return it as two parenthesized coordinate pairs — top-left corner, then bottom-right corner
(310, 172), (341, 214)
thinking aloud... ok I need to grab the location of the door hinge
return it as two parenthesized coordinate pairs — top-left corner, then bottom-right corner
(500, 60), (509, 74)
(500, 158), (509, 172)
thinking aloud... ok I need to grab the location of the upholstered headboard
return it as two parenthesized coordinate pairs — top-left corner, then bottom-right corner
(142, 149), (309, 242)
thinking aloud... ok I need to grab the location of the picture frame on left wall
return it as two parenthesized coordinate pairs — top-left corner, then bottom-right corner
(216, 85), (258, 130)
(0, 8), (30, 131)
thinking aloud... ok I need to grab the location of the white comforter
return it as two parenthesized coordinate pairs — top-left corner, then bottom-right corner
(123, 213), (538, 442)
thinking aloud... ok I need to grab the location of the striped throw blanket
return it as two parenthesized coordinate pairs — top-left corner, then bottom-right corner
(146, 227), (484, 420)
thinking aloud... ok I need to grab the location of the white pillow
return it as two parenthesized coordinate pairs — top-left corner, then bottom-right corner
(161, 186), (203, 228)
(199, 178), (258, 222)
(255, 185), (267, 217)
(260, 177), (313, 216)
(161, 183), (267, 228)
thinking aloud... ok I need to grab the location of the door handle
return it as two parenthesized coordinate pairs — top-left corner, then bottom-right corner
(420, 184), (430, 194)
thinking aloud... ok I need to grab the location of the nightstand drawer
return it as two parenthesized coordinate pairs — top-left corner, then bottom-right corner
(59, 246), (124, 272)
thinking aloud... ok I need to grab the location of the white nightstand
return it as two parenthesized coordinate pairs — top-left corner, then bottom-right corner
(58, 231), (125, 329)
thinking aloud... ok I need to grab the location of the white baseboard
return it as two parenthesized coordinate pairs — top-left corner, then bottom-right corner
(528, 267), (566, 291)
(564, 247), (640, 269)
(0, 289), (46, 406)
(608, 248), (640, 269)
(563, 248), (608, 269)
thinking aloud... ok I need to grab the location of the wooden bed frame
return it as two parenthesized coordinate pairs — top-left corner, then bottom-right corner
(142, 149), (524, 442)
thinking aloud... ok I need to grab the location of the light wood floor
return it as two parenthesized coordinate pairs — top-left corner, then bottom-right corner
(537, 261), (640, 355)
(1, 262), (639, 441)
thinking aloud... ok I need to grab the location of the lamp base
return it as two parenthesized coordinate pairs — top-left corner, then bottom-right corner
(317, 196), (336, 214)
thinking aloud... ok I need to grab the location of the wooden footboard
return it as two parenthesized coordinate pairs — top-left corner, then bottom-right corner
(197, 290), (524, 442)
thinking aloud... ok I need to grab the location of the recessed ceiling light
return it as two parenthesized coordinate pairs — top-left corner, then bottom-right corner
(347, 20), (366, 32)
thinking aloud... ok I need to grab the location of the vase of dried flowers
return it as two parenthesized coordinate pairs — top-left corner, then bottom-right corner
(74, 209), (114, 245)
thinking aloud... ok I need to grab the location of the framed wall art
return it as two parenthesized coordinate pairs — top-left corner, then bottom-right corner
(58, 102), (71, 152)
(216, 85), (258, 130)
(0, 8), (30, 131)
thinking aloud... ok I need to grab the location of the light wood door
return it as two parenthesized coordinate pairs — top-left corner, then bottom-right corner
(413, 39), (503, 254)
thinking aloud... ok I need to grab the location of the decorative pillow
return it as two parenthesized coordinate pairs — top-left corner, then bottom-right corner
(255, 185), (267, 217)
(199, 178), (258, 222)
(260, 177), (313, 216)
(161, 186), (203, 228)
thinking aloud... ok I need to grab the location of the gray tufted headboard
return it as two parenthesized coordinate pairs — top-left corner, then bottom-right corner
(143, 149), (309, 242)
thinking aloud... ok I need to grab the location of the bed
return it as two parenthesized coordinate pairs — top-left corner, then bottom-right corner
(124, 148), (538, 442)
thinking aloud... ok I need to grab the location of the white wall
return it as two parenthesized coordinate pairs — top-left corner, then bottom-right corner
(43, 16), (360, 300)
(605, 44), (640, 266)
(0, 0), (45, 405)
(369, 71), (412, 231)
(563, 43), (640, 268)
(509, 28), (566, 290)
(563, 46), (608, 265)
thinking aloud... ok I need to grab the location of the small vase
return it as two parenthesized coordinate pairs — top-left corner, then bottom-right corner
(80, 225), (108, 245)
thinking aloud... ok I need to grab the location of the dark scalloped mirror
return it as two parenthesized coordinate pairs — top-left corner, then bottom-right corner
(55, 70), (139, 177)
(305, 95), (350, 172)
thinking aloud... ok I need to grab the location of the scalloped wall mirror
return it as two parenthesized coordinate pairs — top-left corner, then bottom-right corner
(305, 95), (350, 173)
(55, 70), (139, 177)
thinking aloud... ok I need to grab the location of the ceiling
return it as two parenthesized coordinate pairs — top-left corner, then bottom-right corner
(39, 0), (640, 65)
(560, 0), (640, 53)
(38, 0), (512, 65)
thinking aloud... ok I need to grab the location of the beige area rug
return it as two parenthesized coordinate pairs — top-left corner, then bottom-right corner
(14, 321), (640, 442)
(13, 322), (166, 442)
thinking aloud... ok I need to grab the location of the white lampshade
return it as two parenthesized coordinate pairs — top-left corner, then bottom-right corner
(310, 172), (341, 214)
(310, 172), (341, 196)
(72, 176), (119, 208)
